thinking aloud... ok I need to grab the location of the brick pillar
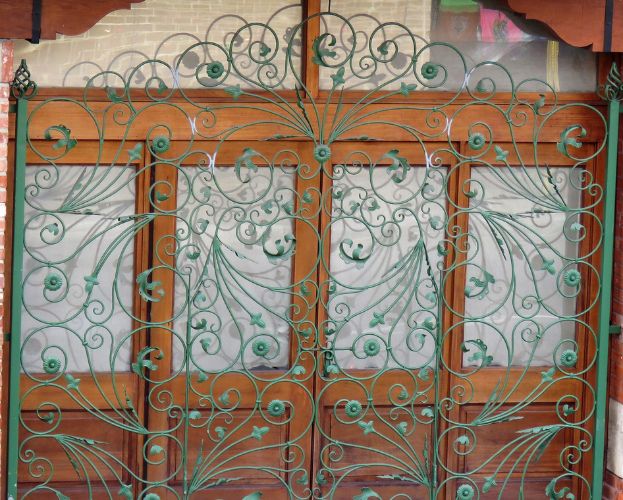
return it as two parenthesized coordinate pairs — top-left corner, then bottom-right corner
(606, 128), (623, 499)
(0, 39), (13, 497)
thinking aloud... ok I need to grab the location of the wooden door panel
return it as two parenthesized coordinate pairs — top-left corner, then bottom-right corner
(17, 485), (126, 499)
(460, 404), (575, 475)
(141, 142), (319, 494)
(443, 477), (575, 500)
(15, 140), (149, 495)
(318, 404), (433, 479)
(18, 410), (133, 483)
(319, 484), (431, 499)
(170, 410), (290, 482)
(19, 373), (138, 410)
(313, 143), (454, 495)
(440, 143), (601, 499)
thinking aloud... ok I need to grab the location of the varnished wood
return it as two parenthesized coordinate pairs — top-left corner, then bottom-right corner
(302, 0), (321, 99)
(10, 139), (146, 492)
(15, 100), (607, 145)
(20, 373), (137, 410)
(18, 410), (134, 482)
(129, 149), (152, 493)
(313, 143), (454, 494)
(25, 87), (606, 105)
(441, 140), (470, 496)
(442, 142), (602, 500)
(135, 141), (320, 496)
(143, 158), (177, 486)
(0, 0), (144, 41)
(5, 89), (608, 497)
(458, 404), (575, 476)
(289, 143), (321, 489)
(508, 0), (623, 52)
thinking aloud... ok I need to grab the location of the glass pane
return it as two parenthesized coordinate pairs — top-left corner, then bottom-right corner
(13, 0), (302, 89)
(327, 162), (446, 370)
(318, 0), (432, 91)
(319, 0), (596, 92)
(172, 165), (296, 371)
(21, 165), (136, 373)
(463, 166), (582, 367)
(430, 1), (596, 92)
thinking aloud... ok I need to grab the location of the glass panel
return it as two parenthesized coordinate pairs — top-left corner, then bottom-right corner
(430, 1), (596, 92)
(172, 165), (296, 371)
(21, 165), (136, 373)
(463, 166), (582, 367)
(13, 0), (302, 89)
(328, 162), (446, 370)
(318, 0), (432, 91)
(319, 0), (596, 92)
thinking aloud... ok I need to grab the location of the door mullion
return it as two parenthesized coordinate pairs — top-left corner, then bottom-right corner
(143, 155), (178, 489)
(130, 146), (154, 494)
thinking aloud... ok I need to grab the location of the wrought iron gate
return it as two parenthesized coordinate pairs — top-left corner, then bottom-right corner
(5, 13), (621, 499)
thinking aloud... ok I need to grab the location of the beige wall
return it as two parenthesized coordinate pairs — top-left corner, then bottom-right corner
(318, 0), (432, 90)
(13, 0), (302, 89)
(12, 0), (434, 92)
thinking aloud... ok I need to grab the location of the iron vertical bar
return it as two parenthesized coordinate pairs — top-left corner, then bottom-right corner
(592, 92), (620, 498)
(432, 272), (441, 500)
(6, 95), (28, 499)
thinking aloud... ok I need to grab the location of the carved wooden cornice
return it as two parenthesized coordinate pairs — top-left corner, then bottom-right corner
(0, 0), (144, 42)
(507, 0), (623, 52)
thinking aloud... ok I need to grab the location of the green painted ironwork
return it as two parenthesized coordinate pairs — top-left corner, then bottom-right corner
(591, 62), (622, 500)
(5, 14), (616, 500)
(7, 59), (37, 500)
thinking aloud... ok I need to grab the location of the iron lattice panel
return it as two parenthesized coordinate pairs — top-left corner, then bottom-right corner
(7, 13), (617, 500)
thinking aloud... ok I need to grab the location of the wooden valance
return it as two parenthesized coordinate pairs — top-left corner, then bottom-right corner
(0, 0), (144, 42)
(507, 0), (623, 52)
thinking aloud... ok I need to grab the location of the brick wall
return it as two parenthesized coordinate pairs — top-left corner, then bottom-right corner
(0, 39), (13, 494)
(605, 469), (623, 500)
(11, 0), (434, 92)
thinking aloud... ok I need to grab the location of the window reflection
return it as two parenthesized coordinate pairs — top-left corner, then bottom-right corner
(321, 0), (596, 92)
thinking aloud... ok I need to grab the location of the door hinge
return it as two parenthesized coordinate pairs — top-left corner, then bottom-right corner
(9, 103), (16, 114)
(3, 332), (10, 342)
(609, 324), (621, 335)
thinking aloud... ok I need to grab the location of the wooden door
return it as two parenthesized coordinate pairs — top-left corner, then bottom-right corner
(313, 141), (453, 497)
(15, 139), (150, 498)
(439, 141), (603, 499)
(141, 140), (319, 498)
(6, 58), (608, 500)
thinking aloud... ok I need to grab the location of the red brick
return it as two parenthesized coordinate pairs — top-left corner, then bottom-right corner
(0, 40), (14, 83)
